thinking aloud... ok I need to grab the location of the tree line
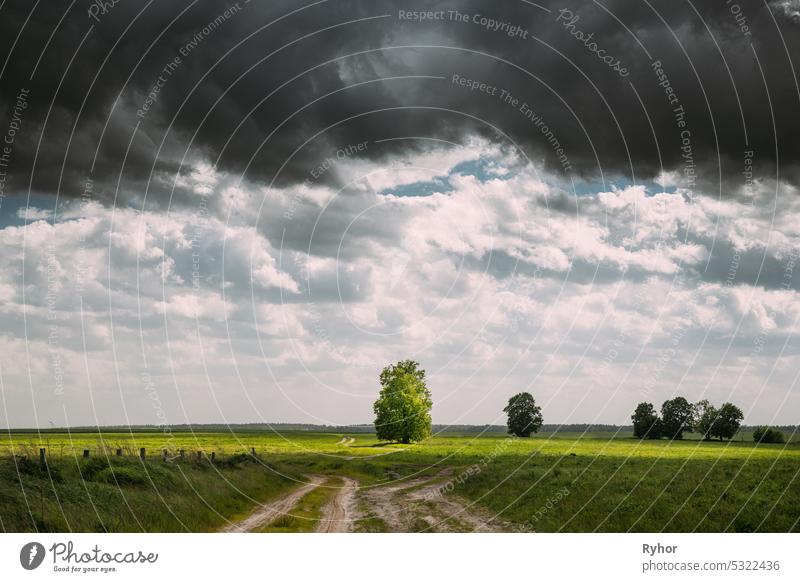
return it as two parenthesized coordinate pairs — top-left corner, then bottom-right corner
(632, 398), (745, 441)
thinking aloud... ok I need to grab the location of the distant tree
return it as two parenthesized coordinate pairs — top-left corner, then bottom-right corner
(660, 397), (694, 440)
(708, 402), (743, 441)
(503, 392), (543, 437)
(631, 402), (660, 439)
(692, 400), (718, 441)
(753, 426), (786, 444)
(373, 360), (432, 444)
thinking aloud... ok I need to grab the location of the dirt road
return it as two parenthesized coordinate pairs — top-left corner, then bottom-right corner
(221, 466), (514, 533)
(221, 475), (325, 532)
(317, 477), (359, 532)
(408, 476), (508, 532)
(360, 469), (511, 532)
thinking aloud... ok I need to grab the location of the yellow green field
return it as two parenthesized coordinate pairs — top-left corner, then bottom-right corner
(1, 431), (798, 533)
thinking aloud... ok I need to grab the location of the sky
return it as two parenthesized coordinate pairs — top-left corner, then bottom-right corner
(0, 0), (799, 428)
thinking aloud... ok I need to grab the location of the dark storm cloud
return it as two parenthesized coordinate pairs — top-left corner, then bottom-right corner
(1, 0), (798, 207)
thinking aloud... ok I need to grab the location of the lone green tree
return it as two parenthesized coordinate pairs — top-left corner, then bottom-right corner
(631, 402), (660, 439)
(709, 402), (743, 441)
(692, 399), (718, 441)
(503, 392), (543, 437)
(660, 397), (694, 440)
(373, 360), (432, 444)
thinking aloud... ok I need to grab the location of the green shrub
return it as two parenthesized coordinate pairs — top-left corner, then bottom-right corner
(93, 467), (146, 487)
(223, 453), (254, 466)
(80, 457), (112, 479)
(753, 427), (785, 444)
(10, 456), (64, 482)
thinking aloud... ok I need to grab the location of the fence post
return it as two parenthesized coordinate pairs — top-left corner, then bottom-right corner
(39, 448), (46, 466)
(251, 447), (256, 456)
(140, 447), (146, 460)
(211, 452), (216, 462)
(83, 449), (89, 459)
(179, 449), (185, 460)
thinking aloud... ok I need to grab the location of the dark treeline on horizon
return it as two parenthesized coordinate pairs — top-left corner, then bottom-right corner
(4, 423), (798, 435)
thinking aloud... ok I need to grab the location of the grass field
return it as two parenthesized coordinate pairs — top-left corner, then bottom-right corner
(1, 430), (798, 533)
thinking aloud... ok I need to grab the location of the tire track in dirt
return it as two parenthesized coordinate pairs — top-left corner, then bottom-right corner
(360, 468), (515, 532)
(220, 475), (325, 532)
(360, 474), (433, 531)
(408, 477), (510, 532)
(334, 436), (360, 460)
(317, 477), (359, 532)
(360, 469), (453, 532)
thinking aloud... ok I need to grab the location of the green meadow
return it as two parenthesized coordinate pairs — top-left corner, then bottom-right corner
(1, 430), (798, 532)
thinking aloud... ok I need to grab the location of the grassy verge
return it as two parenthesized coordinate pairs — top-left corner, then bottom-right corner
(0, 454), (299, 532)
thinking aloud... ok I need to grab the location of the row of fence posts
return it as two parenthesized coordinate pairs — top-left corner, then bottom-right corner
(36, 446), (258, 465)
